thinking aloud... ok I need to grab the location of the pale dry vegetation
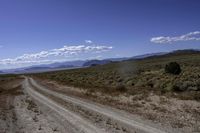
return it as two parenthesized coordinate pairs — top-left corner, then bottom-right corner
(33, 51), (200, 100)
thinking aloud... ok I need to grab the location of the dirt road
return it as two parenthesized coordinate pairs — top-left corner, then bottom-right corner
(0, 77), (69, 133)
(23, 77), (103, 133)
(23, 77), (178, 133)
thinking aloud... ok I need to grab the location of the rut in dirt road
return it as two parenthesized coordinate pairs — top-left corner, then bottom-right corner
(24, 77), (178, 133)
(23, 78), (104, 133)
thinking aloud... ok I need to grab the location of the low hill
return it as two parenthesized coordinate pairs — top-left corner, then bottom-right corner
(83, 59), (112, 67)
(32, 49), (200, 101)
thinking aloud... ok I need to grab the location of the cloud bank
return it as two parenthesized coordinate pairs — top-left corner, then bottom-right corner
(151, 31), (200, 44)
(0, 45), (113, 65)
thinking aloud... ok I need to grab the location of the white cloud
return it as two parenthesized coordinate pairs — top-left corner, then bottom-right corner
(151, 31), (200, 44)
(0, 45), (113, 65)
(85, 40), (93, 44)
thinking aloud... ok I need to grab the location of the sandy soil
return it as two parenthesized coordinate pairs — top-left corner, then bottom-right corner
(1, 76), (200, 133)
(34, 77), (200, 133)
(25, 77), (182, 133)
(0, 78), (70, 133)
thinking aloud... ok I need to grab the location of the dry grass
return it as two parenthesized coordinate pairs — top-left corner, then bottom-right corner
(31, 52), (200, 100)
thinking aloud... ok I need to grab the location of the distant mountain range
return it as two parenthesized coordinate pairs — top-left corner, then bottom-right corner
(1, 62), (84, 74)
(83, 60), (112, 67)
(1, 49), (199, 74)
(35, 60), (85, 68)
(130, 52), (167, 59)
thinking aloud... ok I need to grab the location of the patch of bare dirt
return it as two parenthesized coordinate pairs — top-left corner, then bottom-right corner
(0, 78), (24, 132)
(0, 77), (67, 133)
(35, 77), (200, 133)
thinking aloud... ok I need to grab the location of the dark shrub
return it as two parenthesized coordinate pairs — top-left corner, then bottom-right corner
(172, 85), (182, 91)
(165, 62), (181, 75)
(116, 84), (127, 92)
(172, 83), (188, 91)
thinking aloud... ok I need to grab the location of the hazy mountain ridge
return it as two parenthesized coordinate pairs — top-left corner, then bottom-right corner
(1, 49), (199, 74)
(83, 60), (112, 67)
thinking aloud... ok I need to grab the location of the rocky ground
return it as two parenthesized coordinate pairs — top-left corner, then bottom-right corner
(35, 77), (200, 133)
(1, 76), (200, 133)
(0, 77), (66, 133)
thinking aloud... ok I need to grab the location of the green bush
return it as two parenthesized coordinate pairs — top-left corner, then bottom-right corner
(165, 62), (181, 75)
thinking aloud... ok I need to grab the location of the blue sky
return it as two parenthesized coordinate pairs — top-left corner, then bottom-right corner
(0, 0), (200, 69)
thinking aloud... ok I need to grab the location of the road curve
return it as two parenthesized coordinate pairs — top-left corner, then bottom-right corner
(23, 78), (104, 133)
(24, 77), (172, 133)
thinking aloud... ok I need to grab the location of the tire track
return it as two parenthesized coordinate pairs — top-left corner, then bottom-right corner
(23, 78), (104, 133)
(26, 77), (170, 133)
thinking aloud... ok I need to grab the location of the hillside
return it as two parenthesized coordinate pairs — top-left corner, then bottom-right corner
(32, 50), (200, 100)
(29, 50), (200, 131)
